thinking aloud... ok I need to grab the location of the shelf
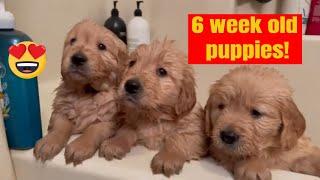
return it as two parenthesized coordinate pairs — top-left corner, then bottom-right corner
(303, 35), (320, 41)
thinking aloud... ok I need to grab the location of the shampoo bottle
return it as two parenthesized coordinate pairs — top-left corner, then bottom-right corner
(104, 1), (127, 44)
(306, 0), (320, 35)
(0, 0), (42, 149)
(300, 0), (312, 34)
(127, 1), (150, 53)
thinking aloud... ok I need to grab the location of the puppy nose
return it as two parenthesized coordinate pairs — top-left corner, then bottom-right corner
(220, 130), (239, 145)
(71, 52), (87, 66)
(125, 78), (142, 95)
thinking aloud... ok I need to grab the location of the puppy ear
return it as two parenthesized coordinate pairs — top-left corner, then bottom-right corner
(104, 28), (128, 66)
(109, 32), (128, 84)
(280, 97), (306, 150)
(175, 68), (196, 117)
(114, 38), (128, 66)
(204, 95), (213, 137)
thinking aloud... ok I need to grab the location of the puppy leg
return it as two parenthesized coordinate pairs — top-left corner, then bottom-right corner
(64, 121), (115, 166)
(34, 113), (72, 162)
(290, 147), (320, 177)
(234, 159), (271, 180)
(151, 132), (206, 177)
(99, 125), (137, 160)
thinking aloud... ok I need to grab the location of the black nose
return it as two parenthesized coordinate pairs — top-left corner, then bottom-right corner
(125, 78), (142, 95)
(71, 52), (87, 66)
(220, 130), (239, 145)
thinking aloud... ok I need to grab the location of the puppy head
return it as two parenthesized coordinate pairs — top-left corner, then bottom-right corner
(61, 19), (127, 90)
(119, 39), (196, 118)
(205, 66), (305, 158)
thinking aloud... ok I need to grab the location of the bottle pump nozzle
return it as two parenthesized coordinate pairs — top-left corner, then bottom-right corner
(111, 1), (119, 16)
(0, 0), (15, 29)
(134, 1), (143, 16)
(0, 0), (5, 12)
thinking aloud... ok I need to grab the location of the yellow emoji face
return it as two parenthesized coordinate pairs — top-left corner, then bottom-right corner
(8, 41), (46, 79)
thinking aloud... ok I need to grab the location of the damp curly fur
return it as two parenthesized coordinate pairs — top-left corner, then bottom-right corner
(99, 39), (207, 177)
(205, 66), (320, 180)
(34, 19), (127, 165)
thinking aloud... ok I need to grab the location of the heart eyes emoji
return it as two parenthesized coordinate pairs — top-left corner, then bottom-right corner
(9, 43), (46, 59)
(28, 44), (46, 59)
(9, 44), (26, 59)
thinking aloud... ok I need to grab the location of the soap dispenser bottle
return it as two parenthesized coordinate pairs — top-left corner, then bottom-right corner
(104, 1), (127, 44)
(0, 0), (42, 149)
(127, 1), (150, 53)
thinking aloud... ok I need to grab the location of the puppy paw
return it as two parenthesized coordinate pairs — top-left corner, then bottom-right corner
(142, 138), (162, 150)
(64, 137), (97, 166)
(33, 133), (65, 162)
(234, 160), (271, 180)
(290, 154), (320, 177)
(151, 150), (186, 177)
(98, 138), (130, 161)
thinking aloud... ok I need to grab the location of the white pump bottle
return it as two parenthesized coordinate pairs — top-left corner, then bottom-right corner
(127, 1), (150, 53)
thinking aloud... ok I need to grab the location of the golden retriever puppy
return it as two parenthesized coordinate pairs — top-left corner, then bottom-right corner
(34, 20), (127, 165)
(205, 66), (320, 180)
(99, 39), (207, 177)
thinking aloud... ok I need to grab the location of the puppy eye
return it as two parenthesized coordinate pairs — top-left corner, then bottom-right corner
(70, 38), (76, 45)
(98, 43), (107, 51)
(218, 104), (225, 110)
(157, 68), (167, 77)
(128, 60), (136, 68)
(251, 109), (262, 119)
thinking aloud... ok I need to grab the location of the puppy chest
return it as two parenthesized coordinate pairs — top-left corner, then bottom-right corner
(136, 121), (175, 150)
(69, 95), (100, 133)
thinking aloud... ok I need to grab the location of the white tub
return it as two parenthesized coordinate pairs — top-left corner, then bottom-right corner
(11, 146), (319, 180)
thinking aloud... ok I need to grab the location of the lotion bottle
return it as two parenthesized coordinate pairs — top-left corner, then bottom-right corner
(127, 1), (150, 53)
(104, 1), (127, 44)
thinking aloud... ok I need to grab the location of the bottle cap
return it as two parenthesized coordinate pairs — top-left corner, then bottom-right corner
(111, 1), (119, 16)
(134, 1), (143, 16)
(0, 0), (15, 29)
(256, 0), (272, 3)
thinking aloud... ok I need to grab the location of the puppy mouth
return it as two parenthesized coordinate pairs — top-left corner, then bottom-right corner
(222, 142), (240, 150)
(120, 91), (141, 106)
(65, 68), (89, 82)
(124, 94), (139, 104)
(213, 136), (254, 158)
(16, 62), (38, 74)
(68, 64), (88, 76)
(69, 68), (86, 75)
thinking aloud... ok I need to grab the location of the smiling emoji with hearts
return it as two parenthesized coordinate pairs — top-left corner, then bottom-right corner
(8, 41), (46, 79)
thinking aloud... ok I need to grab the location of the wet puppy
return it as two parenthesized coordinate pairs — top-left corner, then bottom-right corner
(205, 66), (320, 180)
(99, 39), (207, 177)
(34, 20), (127, 165)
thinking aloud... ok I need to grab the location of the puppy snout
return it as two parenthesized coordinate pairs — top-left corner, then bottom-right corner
(125, 78), (142, 95)
(71, 52), (87, 66)
(220, 130), (239, 145)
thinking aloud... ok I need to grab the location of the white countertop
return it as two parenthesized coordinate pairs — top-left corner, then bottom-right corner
(11, 144), (319, 180)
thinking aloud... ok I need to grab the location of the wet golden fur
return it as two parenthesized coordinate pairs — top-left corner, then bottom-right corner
(99, 40), (207, 177)
(34, 20), (127, 165)
(205, 66), (320, 180)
